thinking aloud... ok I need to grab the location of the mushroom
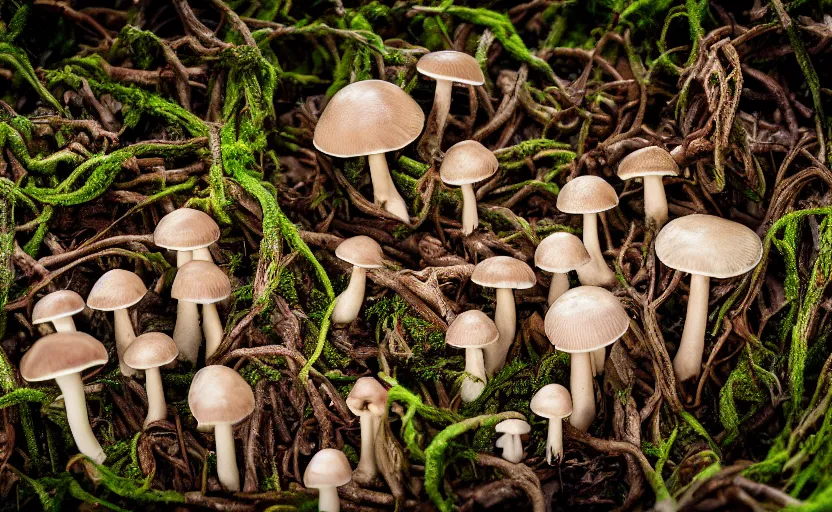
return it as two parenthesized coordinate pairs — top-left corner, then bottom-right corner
(86, 269), (148, 377)
(123, 332), (178, 427)
(530, 384), (573, 464)
(416, 51), (485, 159)
(21, 332), (108, 463)
(32, 290), (85, 332)
(346, 377), (388, 484)
(655, 214), (762, 382)
(439, 140), (498, 235)
(471, 256), (537, 376)
(494, 418), (530, 464)
(617, 146), (679, 227)
(556, 175), (619, 287)
(544, 286), (629, 431)
(332, 236), (384, 325)
(534, 232), (591, 306)
(171, 261), (231, 363)
(313, 80), (425, 223)
(188, 365), (255, 491)
(154, 207), (220, 266)
(304, 448), (353, 512)
(445, 310), (499, 402)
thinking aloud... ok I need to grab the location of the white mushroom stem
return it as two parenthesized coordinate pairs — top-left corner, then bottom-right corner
(51, 316), (77, 332)
(460, 348), (487, 403)
(643, 175), (669, 227)
(316, 486), (341, 512)
(545, 418), (564, 465)
(176, 250), (193, 268)
(214, 422), (241, 491)
(174, 300), (202, 363)
(368, 153), (409, 223)
(353, 412), (379, 482)
(576, 213), (617, 287)
(331, 266), (367, 325)
(143, 366), (167, 427)
(460, 183), (479, 236)
(419, 79), (453, 159)
(569, 352), (596, 431)
(547, 273), (570, 306)
(202, 303), (224, 360)
(592, 347), (606, 376)
(484, 288), (516, 377)
(502, 434), (524, 464)
(192, 247), (213, 262)
(55, 373), (106, 464)
(113, 308), (136, 377)
(673, 274), (710, 382)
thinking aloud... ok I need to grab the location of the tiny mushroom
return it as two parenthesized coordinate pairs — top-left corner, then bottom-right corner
(617, 146), (679, 227)
(331, 236), (384, 325)
(556, 175), (619, 287)
(188, 365), (255, 492)
(534, 232), (591, 306)
(154, 207), (220, 266)
(21, 332), (108, 463)
(304, 448), (353, 512)
(656, 214), (762, 382)
(123, 332), (178, 427)
(545, 286), (629, 431)
(171, 261), (231, 363)
(445, 310), (499, 402)
(86, 269), (148, 377)
(530, 384), (573, 464)
(494, 418), (530, 464)
(32, 290), (86, 332)
(313, 80), (425, 223)
(346, 377), (389, 484)
(471, 256), (537, 376)
(439, 140), (499, 235)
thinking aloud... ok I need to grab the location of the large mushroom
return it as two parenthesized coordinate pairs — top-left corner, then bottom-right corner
(154, 207), (220, 266)
(332, 236), (384, 325)
(530, 384), (573, 464)
(346, 377), (388, 484)
(494, 418), (530, 464)
(534, 232), (591, 306)
(445, 310), (499, 402)
(123, 332), (178, 427)
(304, 449), (352, 512)
(313, 80), (425, 223)
(171, 260), (231, 363)
(617, 146), (679, 228)
(656, 214), (762, 382)
(439, 140), (498, 235)
(32, 290), (85, 332)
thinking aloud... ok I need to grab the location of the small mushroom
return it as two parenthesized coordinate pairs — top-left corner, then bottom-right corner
(188, 365), (255, 491)
(494, 418), (530, 463)
(313, 80), (425, 223)
(439, 140), (498, 235)
(445, 310), (499, 402)
(32, 290), (85, 332)
(534, 232), (591, 306)
(154, 207), (220, 266)
(346, 377), (388, 484)
(530, 384), (573, 464)
(656, 214), (762, 382)
(123, 332), (178, 427)
(171, 261), (231, 363)
(86, 269), (148, 377)
(304, 448), (353, 512)
(617, 146), (679, 227)
(556, 176), (619, 287)
(545, 286), (629, 431)
(332, 236), (384, 325)
(471, 256), (537, 376)
(21, 332), (108, 463)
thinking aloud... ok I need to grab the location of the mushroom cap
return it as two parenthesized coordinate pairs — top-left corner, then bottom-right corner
(335, 236), (384, 269)
(445, 310), (499, 349)
(154, 208), (220, 251)
(303, 448), (353, 489)
(123, 332), (178, 370)
(655, 214), (763, 279)
(416, 51), (485, 85)
(471, 256), (537, 290)
(544, 286), (629, 353)
(188, 365), (255, 427)
(86, 269), (148, 311)
(313, 80), (425, 158)
(347, 377), (389, 417)
(171, 261), (231, 304)
(20, 332), (107, 382)
(617, 146), (680, 180)
(439, 140), (498, 185)
(534, 232), (591, 273)
(530, 384), (573, 419)
(32, 290), (85, 324)
(495, 418), (531, 435)
(556, 176), (619, 214)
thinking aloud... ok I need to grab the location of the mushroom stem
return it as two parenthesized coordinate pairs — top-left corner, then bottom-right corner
(55, 373), (106, 464)
(546, 418), (564, 464)
(192, 247), (213, 262)
(316, 486), (341, 512)
(331, 266), (367, 325)
(484, 287), (515, 376)
(367, 153), (409, 223)
(174, 300), (202, 363)
(460, 348), (487, 402)
(547, 273), (570, 306)
(113, 308), (136, 377)
(569, 352), (596, 431)
(143, 366), (167, 427)
(214, 422), (241, 491)
(643, 175), (669, 227)
(576, 213), (617, 287)
(176, 250), (193, 268)
(202, 303), (224, 360)
(673, 274), (710, 382)
(52, 316), (77, 332)
(502, 434), (524, 464)
(460, 183), (479, 235)
(418, 79), (453, 160)
(353, 413), (378, 483)
(592, 347), (606, 376)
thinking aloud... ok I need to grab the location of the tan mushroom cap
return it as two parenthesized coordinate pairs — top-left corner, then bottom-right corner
(188, 365), (255, 427)
(534, 232), (591, 273)
(556, 176), (619, 214)
(335, 236), (384, 269)
(154, 208), (220, 251)
(20, 332), (107, 382)
(544, 286), (629, 353)
(313, 80), (425, 158)
(32, 290), (85, 324)
(530, 384), (573, 419)
(86, 269), (148, 311)
(495, 418), (531, 435)
(346, 377), (389, 417)
(171, 261), (231, 304)
(655, 214), (763, 279)
(471, 256), (537, 290)
(439, 140), (499, 185)
(304, 448), (353, 488)
(123, 332), (178, 370)
(445, 310), (499, 349)
(416, 51), (485, 85)
(617, 146), (680, 180)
